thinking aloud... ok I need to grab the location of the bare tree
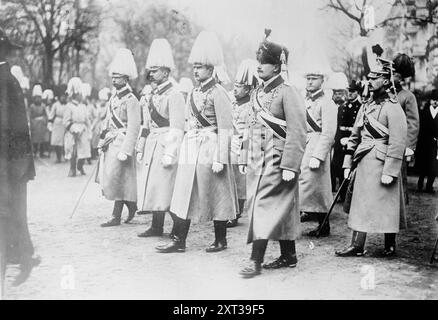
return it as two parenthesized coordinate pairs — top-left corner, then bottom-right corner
(0, 0), (102, 86)
(324, 0), (438, 76)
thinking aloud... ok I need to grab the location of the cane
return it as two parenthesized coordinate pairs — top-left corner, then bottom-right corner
(70, 159), (99, 219)
(316, 172), (352, 238)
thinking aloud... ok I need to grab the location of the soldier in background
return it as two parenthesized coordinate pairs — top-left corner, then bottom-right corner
(49, 85), (68, 163)
(331, 78), (362, 202)
(392, 53), (419, 204)
(336, 59), (407, 257)
(42, 89), (55, 158)
(238, 31), (307, 278)
(136, 38), (185, 238)
(227, 59), (260, 228)
(156, 31), (238, 253)
(63, 77), (91, 177)
(299, 68), (338, 237)
(99, 48), (141, 228)
(416, 89), (438, 194)
(0, 29), (39, 289)
(29, 84), (47, 158)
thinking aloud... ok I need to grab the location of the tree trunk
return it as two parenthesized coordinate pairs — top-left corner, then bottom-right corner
(44, 48), (54, 87)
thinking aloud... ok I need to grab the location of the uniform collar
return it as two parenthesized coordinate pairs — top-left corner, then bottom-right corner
(262, 74), (283, 93)
(116, 85), (132, 99)
(154, 80), (173, 95)
(199, 77), (216, 93)
(306, 89), (324, 101)
(0, 61), (6, 65)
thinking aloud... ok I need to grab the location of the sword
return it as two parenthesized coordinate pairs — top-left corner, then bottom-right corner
(316, 170), (352, 238)
(69, 158), (99, 219)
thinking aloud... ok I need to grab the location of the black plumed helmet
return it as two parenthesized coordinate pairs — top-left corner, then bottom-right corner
(393, 53), (415, 79)
(256, 29), (289, 66)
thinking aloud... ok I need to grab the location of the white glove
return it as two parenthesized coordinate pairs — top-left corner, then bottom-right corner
(136, 153), (143, 163)
(340, 137), (349, 146)
(117, 152), (128, 161)
(309, 157), (321, 170)
(212, 162), (224, 173)
(405, 148), (414, 162)
(161, 154), (173, 167)
(238, 165), (247, 175)
(381, 174), (394, 185)
(282, 170), (296, 182)
(344, 168), (351, 179)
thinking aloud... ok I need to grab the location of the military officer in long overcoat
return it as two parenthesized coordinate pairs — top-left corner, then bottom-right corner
(299, 68), (338, 237)
(136, 39), (185, 238)
(238, 31), (307, 278)
(336, 59), (407, 257)
(156, 31), (238, 253)
(98, 48), (141, 227)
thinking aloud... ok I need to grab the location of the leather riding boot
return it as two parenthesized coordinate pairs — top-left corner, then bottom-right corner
(156, 218), (190, 253)
(263, 240), (297, 269)
(68, 157), (77, 177)
(124, 201), (138, 223)
(335, 231), (366, 257)
(138, 211), (165, 237)
(382, 233), (396, 257)
(168, 212), (177, 239)
(308, 214), (330, 237)
(77, 159), (86, 175)
(206, 221), (227, 253)
(101, 201), (123, 227)
(425, 176), (436, 194)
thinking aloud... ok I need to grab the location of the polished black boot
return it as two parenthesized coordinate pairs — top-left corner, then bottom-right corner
(300, 212), (318, 222)
(206, 221), (227, 253)
(263, 240), (297, 269)
(335, 231), (367, 257)
(308, 214), (330, 237)
(425, 176), (436, 194)
(124, 201), (137, 224)
(77, 159), (86, 175)
(138, 211), (165, 237)
(101, 201), (123, 227)
(156, 219), (190, 253)
(68, 157), (77, 177)
(381, 233), (396, 257)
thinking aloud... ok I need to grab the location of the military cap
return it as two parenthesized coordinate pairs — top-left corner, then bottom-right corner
(367, 58), (394, 79)
(256, 29), (289, 66)
(393, 53), (415, 79)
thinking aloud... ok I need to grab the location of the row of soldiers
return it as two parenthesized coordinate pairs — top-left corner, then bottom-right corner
(91, 29), (421, 279)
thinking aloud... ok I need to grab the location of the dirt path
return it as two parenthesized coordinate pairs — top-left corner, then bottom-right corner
(3, 157), (438, 299)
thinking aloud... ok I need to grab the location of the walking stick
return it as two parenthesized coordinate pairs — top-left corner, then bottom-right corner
(316, 171), (352, 238)
(69, 159), (99, 219)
